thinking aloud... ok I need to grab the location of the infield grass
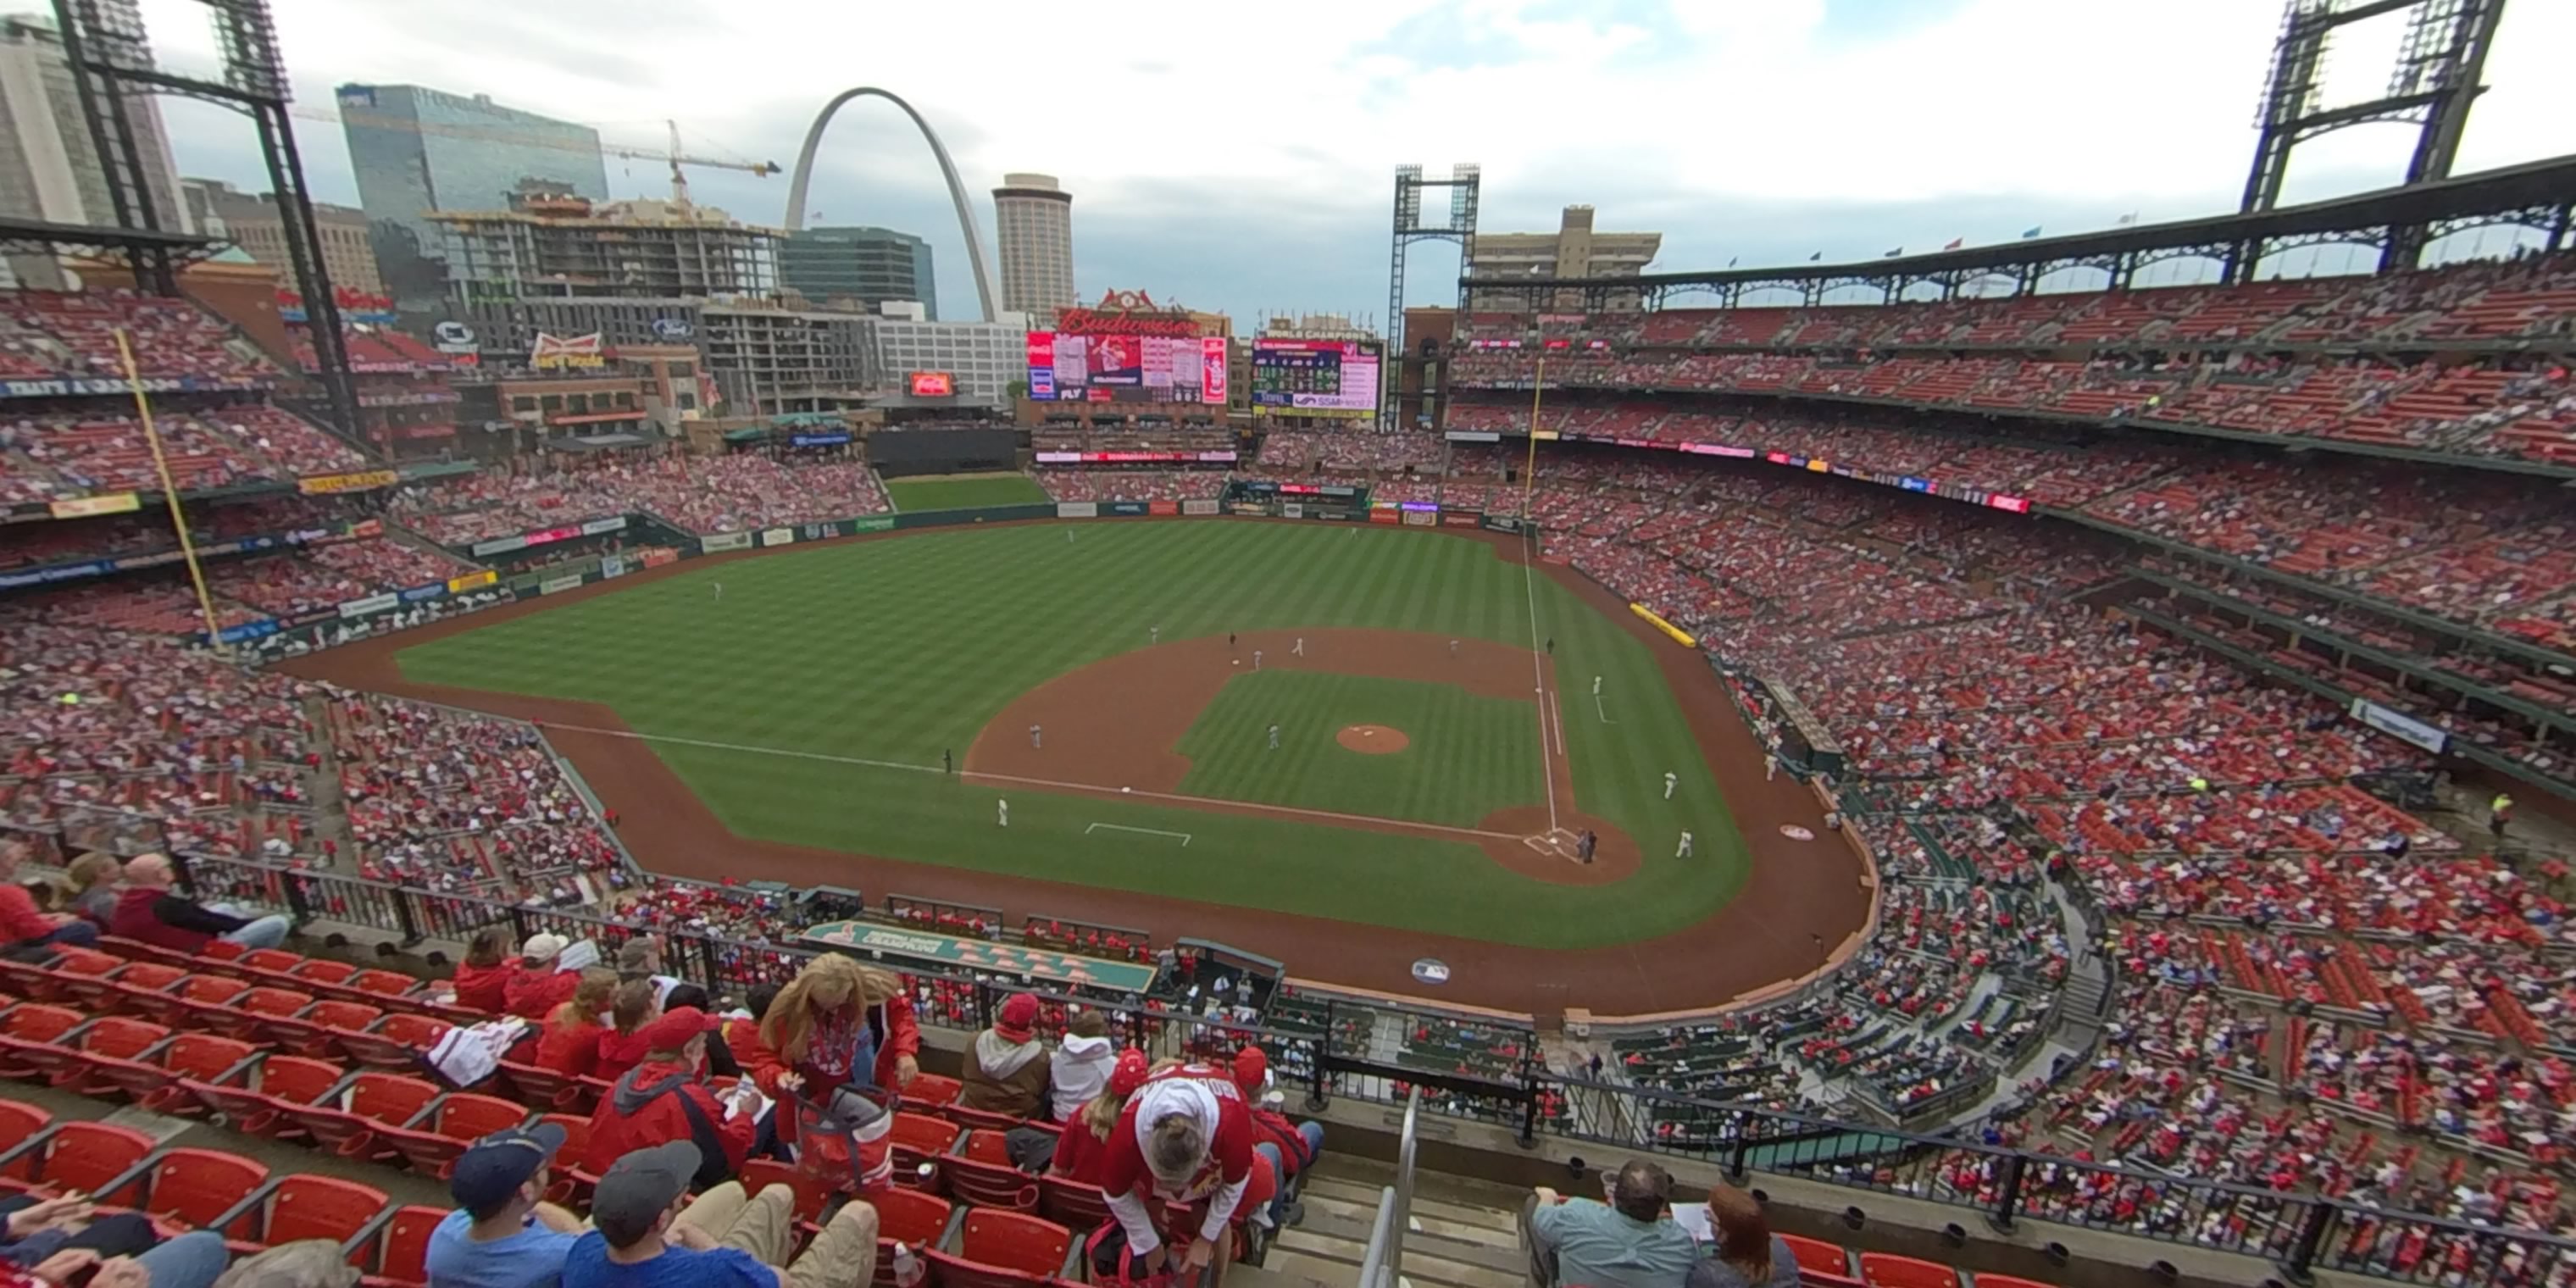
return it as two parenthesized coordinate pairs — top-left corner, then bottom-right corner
(1174, 672), (1541, 827)
(884, 472), (1052, 511)
(392, 521), (1746, 948)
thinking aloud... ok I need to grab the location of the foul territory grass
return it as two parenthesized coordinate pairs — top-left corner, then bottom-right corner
(392, 521), (1745, 949)
(1175, 672), (1541, 828)
(883, 472), (1052, 511)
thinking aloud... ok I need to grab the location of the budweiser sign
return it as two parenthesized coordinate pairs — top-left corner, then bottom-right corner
(530, 332), (608, 370)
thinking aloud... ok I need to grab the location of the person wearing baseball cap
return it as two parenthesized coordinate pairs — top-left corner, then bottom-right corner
(582, 1008), (756, 1192)
(564, 1142), (881, 1288)
(958, 992), (1051, 1119)
(506, 933), (581, 1021)
(425, 1123), (585, 1288)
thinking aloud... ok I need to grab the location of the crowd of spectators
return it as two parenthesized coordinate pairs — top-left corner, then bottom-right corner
(1256, 429), (1447, 472)
(1033, 469), (1227, 502)
(386, 450), (891, 542)
(0, 289), (277, 384)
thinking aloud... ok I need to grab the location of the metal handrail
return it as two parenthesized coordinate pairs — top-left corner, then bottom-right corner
(1357, 1087), (1422, 1288)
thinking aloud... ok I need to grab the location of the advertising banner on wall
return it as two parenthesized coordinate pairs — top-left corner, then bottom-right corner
(541, 575), (585, 595)
(600, 555), (625, 579)
(1181, 499), (1219, 516)
(851, 516), (896, 533)
(1147, 501), (1180, 516)
(1107, 502), (1148, 516)
(47, 492), (141, 519)
(338, 592), (398, 619)
(297, 469), (402, 497)
(2349, 697), (2448, 753)
(447, 569), (498, 594)
(531, 332), (608, 370)
(638, 547), (680, 568)
(702, 532), (752, 552)
(1057, 502), (1099, 519)
(1281, 502), (1303, 519)
(760, 528), (797, 547)
(580, 516), (628, 536)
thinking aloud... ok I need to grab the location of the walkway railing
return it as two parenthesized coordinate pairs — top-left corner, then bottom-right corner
(1355, 1089), (1420, 1288)
(24, 840), (2573, 1288)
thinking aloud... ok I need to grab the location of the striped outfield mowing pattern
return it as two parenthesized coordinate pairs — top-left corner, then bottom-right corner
(883, 473), (1052, 511)
(390, 521), (1746, 949)
(1174, 672), (1541, 828)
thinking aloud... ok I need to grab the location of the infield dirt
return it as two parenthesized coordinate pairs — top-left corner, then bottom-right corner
(284, 519), (1873, 1017)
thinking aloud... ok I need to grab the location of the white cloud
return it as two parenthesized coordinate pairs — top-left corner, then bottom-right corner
(124, 0), (2576, 323)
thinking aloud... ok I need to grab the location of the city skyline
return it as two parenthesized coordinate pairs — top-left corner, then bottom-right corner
(115, 0), (2576, 327)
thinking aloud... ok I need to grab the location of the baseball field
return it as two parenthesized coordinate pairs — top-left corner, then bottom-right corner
(882, 472), (1052, 511)
(296, 519), (1869, 1011)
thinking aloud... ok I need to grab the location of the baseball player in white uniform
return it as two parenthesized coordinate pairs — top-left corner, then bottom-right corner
(1663, 772), (1677, 800)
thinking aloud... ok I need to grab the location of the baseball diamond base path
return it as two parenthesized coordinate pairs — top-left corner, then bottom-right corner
(963, 628), (1639, 885)
(282, 519), (1871, 1016)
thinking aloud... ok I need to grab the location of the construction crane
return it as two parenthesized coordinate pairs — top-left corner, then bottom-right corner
(287, 105), (780, 209)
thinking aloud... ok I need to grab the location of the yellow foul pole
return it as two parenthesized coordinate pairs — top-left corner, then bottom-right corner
(116, 328), (227, 653)
(1520, 353), (1544, 520)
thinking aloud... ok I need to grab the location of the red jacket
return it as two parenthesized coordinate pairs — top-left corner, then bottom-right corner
(0, 884), (54, 946)
(448, 960), (515, 1014)
(1102, 1063), (1256, 1255)
(596, 1027), (654, 1085)
(1051, 1120), (1113, 1187)
(535, 1016), (605, 1079)
(739, 993), (920, 1146)
(108, 886), (259, 952)
(583, 1058), (754, 1188)
(503, 964), (580, 1020)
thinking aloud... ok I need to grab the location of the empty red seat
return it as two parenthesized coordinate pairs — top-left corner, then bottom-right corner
(95, 1148), (270, 1239)
(1035, 1175), (1109, 1235)
(889, 1113), (964, 1186)
(99, 962), (191, 1016)
(53, 954), (155, 1012)
(940, 1133), (1038, 1213)
(362, 1204), (448, 1288)
(375, 1093), (529, 1178)
(0, 1004), (87, 1080)
(211, 987), (314, 1045)
(497, 1060), (596, 1113)
(0, 1099), (51, 1160)
(281, 1071), (439, 1163)
(99, 936), (196, 969)
(872, 1187), (956, 1288)
(921, 1209), (1072, 1288)
(289, 959), (359, 988)
(154, 975), (254, 1031)
(346, 970), (421, 1001)
(940, 1103), (1031, 1135)
(214, 1174), (390, 1257)
(3, 1122), (156, 1196)
(902, 1074), (963, 1107)
(1784, 1235), (1855, 1277)
(270, 999), (386, 1062)
(1861, 1253), (1963, 1288)
(175, 1056), (336, 1138)
(233, 948), (304, 976)
(47, 1016), (175, 1099)
(741, 1158), (836, 1232)
(1969, 1279), (2060, 1288)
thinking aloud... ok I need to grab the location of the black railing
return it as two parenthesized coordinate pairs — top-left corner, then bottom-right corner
(14, 832), (2573, 1287)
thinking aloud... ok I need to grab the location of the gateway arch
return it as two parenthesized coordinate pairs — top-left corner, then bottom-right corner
(783, 88), (999, 322)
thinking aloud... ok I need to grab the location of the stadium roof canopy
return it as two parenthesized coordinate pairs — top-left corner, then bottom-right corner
(1463, 154), (2576, 309)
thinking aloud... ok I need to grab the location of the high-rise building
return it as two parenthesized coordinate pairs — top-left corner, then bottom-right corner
(781, 225), (936, 319)
(992, 172), (1074, 322)
(183, 179), (383, 294)
(0, 13), (189, 231)
(1464, 205), (1661, 313)
(428, 187), (778, 306)
(865, 300), (1030, 410)
(336, 83), (609, 311)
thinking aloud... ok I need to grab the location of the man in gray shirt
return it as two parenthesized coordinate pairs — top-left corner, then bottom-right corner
(1524, 1159), (1703, 1288)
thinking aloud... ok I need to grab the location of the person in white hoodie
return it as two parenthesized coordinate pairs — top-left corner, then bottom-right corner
(960, 992), (1052, 1119)
(1050, 1009), (1115, 1122)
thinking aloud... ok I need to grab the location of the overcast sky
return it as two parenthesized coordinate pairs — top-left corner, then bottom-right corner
(136, 0), (2574, 325)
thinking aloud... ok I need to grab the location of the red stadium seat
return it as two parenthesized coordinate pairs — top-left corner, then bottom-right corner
(289, 958), (360, 988)
(266, 999), (386, 1062)
(741, 1159), (836, 1230)
(0, 1099), (52, 1162)
(941, 1133), (1038, 1213)
(919, 1209), (1073, 1288)
(1035, 1175), (1110, 1234)
(100, 962), (191, 1016)
(53, 955), (164, 1013)
(890, 1113), (965, 1187)
(346, 969), (423, 1002)
(0, 1004), (88, 1080)
(536, 1114), (597, 1207)
(134, 1033), (260, 1114)
(361, 1205), (447, 1288)
(1969, 1279), (2061, 1288)
(340, 1013), (451, 1073)
(3, 1122), (157, 1196)
(213, 1174), (391, 1257)
(1860, 1253), (1963, 1288)
(940, 1103), (1031, 1135)
(95, 1148), (270, 1240)
(155, 974), (254, 1031)
(374, 1093), (529, 1178)
(902, 1073), (963, 1107)
(1783, 1234), (1856, 1277)
(179, 1053), (345, 1139)
(100, 936), (196, 969)
(234, 948), (305, 976)
(497, 1060), (595, 1113)
(211, 986), (314, 1045)
(281, 1071), (439, 1163)
(47, 1016), (175, 1100)
(872, 1187), (958, 1288)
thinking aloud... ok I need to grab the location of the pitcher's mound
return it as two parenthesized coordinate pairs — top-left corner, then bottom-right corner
(1336, 724), (1409, 754)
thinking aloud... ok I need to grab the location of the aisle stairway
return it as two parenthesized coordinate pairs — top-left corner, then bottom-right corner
(1263, 1155), (1528, 1288)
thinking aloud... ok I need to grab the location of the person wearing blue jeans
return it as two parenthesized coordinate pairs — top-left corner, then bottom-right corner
(202, 902), (291, 950)
(0, 840), (98, 959)
(1252, 1122), (1327, 1227)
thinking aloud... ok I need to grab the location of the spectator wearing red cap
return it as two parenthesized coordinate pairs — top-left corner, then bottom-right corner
(1234, 1045), (1325, 1224)
(1052, 1048), (1149, 1187)
(960, 993), (1052, 1119)
(583, 1006), (760, 1191)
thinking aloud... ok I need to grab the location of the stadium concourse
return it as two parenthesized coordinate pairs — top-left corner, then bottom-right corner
(0, 258), (2573, 1282)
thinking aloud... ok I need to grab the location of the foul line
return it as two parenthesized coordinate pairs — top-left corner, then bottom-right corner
(1521, 529), (1559, 832)
(1548, 690), (1566, 757)
(528, 719), (1521, 842)
(1086, 823), (1191, 847)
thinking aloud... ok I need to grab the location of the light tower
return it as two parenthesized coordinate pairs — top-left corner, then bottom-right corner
(1384, 164), (1479, 422)
(2238, 0), (2508, 275)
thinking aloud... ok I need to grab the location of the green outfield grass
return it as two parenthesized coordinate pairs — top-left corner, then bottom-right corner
(884, 472), (1052, 511)
(1174, 671), (1541, 827)
(392, 521), (1745, 948)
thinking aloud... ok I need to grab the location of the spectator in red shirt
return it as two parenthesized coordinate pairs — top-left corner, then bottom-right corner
(107, 854), (286, 952)
(581, 1006), (759, 1191)
(741, 957), (919, 1147)
(445, 928), (517, 1013)
(1052, 1049), (1149, 1187)
(534, 969), (618, 1078)
(1102, 1060), (1264, 1274)
(503, 934), (580, 1019)
(0, 839), (95, 956)
(595, 979), (663, 1084)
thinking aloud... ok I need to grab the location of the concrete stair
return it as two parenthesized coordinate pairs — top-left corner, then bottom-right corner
(1259, 1156), (1528, 1288)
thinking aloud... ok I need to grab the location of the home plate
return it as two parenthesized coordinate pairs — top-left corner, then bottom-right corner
(1522, 827), (1585, 862)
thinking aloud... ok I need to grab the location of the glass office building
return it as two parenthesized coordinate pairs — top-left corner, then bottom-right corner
(780, 226), (937, 320)
(336, 83), (609, 312)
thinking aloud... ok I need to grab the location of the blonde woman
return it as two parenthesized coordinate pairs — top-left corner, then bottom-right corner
(741, 955), (919, 1142)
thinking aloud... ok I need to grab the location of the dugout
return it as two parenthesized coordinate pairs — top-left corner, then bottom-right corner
(1164, 937), (1285, 1014)
(1757, 674), (1846, 776)
(869, 426), (1021, 478)
(800, 919), (1161, 1002)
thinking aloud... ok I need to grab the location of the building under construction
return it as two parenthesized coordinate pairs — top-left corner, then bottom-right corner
(428, 186), (780, 306)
